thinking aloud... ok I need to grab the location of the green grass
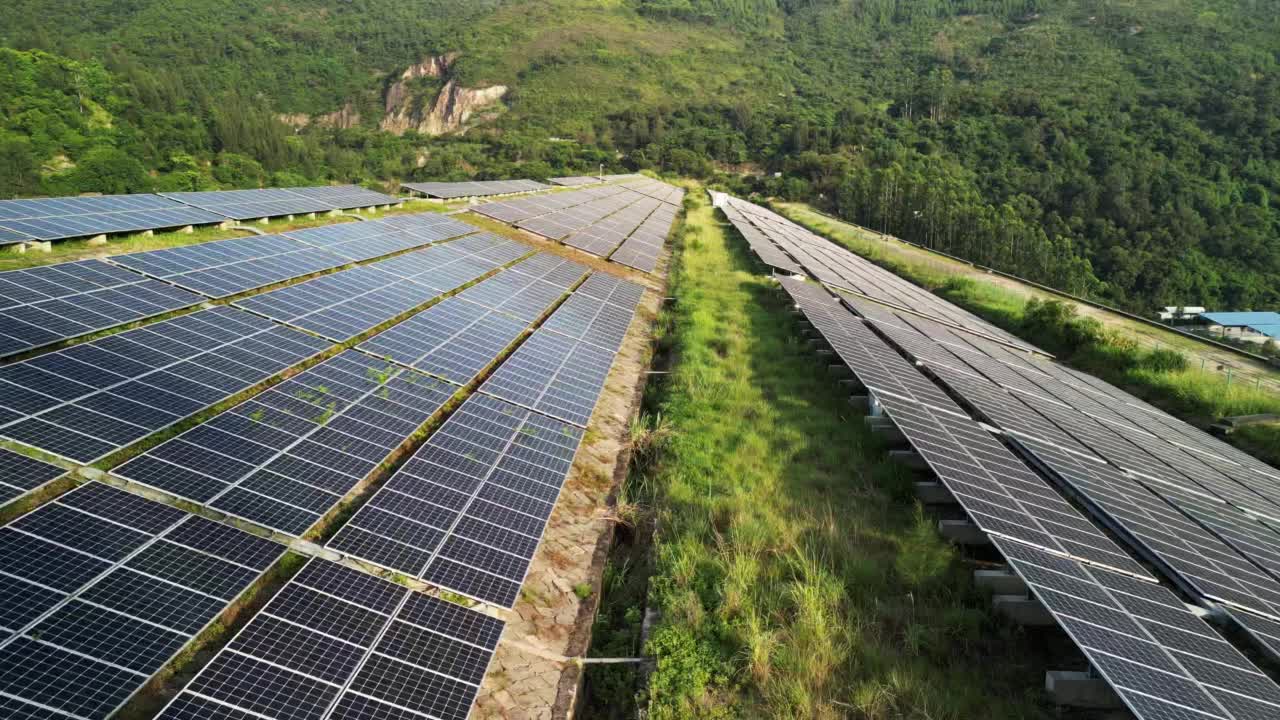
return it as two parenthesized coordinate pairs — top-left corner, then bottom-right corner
(585, 190), (1059, 719)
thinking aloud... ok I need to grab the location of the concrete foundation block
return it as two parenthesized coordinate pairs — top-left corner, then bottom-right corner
(179, 225), (194, 234)
(1045, 670), (1123, 709)
(974, 569), (1027, 596)
(141, 229), (154, 237)
(993, 594), (1054, 626)
(307, 213), (317, 219)
(827, 364), (852, 379)
(285, 214), (294, 221)
(87, 234), (108, 246)
(938, 519), (990, 546)
(893, 450), (930, 472)
(33, 241), (51, 253)
(914, 482), (956, 506)
(257, 217), (270, 225)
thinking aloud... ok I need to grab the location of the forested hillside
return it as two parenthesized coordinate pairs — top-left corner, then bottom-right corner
(2, 0), (1278, 311)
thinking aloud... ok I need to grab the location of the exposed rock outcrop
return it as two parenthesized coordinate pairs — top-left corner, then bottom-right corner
(380, 54), (506, 136)
(278, 103), (361, 130)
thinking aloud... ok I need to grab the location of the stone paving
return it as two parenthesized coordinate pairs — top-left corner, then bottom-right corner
(474, 261), (662, 720)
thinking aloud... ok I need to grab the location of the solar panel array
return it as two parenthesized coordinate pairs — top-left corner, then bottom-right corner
(160, 185), (397, 221)
(156, 558), (504, 720)
(403, 179), (549, 199)
(0, 194), (227, 243)
(472, 185), (627, 225)
(0, 482), (285, 720)
(0, 260), (205, 358)
(0, 186), (400, 244)
(326, 393), (585, 607)
(751, 186), (1280, 719)
(0, 306), (330, 463)
(479, 275), (644, 427)
(609, 195), (680, 273)
(548, 176), (602, 187)
(721, 194), (1037, 353)
(358, 253), (585, 386)
(113, 351), (460, 536)
(235, 233), (528, 342)
(0, 449), (65, 505)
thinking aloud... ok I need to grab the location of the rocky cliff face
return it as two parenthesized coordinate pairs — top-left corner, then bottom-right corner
(380, 54), (506, 136)
(278, 103), (361, 130)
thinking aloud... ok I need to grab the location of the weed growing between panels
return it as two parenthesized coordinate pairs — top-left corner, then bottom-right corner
(584, 191), (1060, 719)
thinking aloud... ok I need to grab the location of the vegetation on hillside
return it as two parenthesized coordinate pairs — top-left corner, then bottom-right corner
(3, 0), (1278, 312)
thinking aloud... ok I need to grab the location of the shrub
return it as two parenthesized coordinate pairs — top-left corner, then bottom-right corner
(1141, 348), (1190, 373)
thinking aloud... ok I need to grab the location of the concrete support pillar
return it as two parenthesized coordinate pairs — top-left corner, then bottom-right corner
(220, 221), (233, 230)
(285, 214), (294, 221)
(892, 450), (930, 472)
(258, 217), (269, 225)
(937, 519), (989, 546)
(87, 235), (108, 246)
(827, 364), (852, 379)
(1045, 670), (1123, 709)
(913, 481), (955, 505)
(179, 225), (194, 234)
(33, 241), (51, 253)
(993, 595), (1054, 626)
(307, 212), (317, 219)
(141, 229), (154, 237)
(865, 415), (907, 446)
(974, 568), (1027, 596)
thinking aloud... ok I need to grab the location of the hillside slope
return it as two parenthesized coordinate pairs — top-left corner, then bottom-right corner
(3, 0), (1278, 312)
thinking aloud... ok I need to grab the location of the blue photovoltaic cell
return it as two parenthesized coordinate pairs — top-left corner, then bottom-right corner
(403, 179), (548, 199)
(0, 449), (66, 505)
(234, 234), (527, 342)
(159, 189), (335, 221)
(0, 482), (284, 720)
(328, 394), (583, 607)
(0, 260), (204, 358)
(0, 306), (330, 463)
(114, 351), (459, 535)
(0, 194), (227, 242)
(156, 558), (503, 720)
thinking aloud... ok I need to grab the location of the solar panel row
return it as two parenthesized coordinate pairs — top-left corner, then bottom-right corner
(358, 253), (586, 386)
(326, 393), (584, 608)
(547, 176), (602, 187)
(0, 306), (331, 463)
(751, 191), (1280, 720)
(156, 558), (503, 720)
(0, 186), (399, 243)
(609, 199), (679, 273)
(0, 260), (205, 359)
(235, 233), (528, 343)
(113, 351), (461, 536)
(403, 179), (549, 199)
(471, 185), (628, 225)
(0, 449), (65, 505)
(720, 194), (1038, 353)
(0, 482), (285, 720)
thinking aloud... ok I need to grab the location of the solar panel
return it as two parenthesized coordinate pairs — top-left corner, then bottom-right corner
(156, 558), (503, 720)
(114, 351), (460, 535)
(0, 449), (66, 505)
(0, 260), (204, 357)
(111, 233), (346, 299)
(479, 330), (616, 427)
(235, 235), (526, 343)
(993, 538), (1280, 720)
(0, 225), (32, 245)
(284, 184), (399, 209)
(548, 176), (602, 187)
(539, 293), (637, 353)
(375, 212), (480, 245)
(0, 307), (331, 463)
(327, 394), (584, 607)
(574, 273), (646, 311)
(359, 297), (532, 386)
(404, 179), (550, 199)
(505, 253), (590, 289)
(453, 268), (571, 324)
(0, 194), (227, 242)
(160, 189), (335, 221)
(0, 482), (284, 720)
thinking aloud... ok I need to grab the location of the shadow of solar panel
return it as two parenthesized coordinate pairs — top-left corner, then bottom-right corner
(155, 558), (503, 720)
(0, 307), (330, 463)
(114, 351), (459, 535)
(0, 483), (284, 720)
(327, 394), (583, 607)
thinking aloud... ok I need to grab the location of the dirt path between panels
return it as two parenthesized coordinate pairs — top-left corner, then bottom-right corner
(470, 218), (668, 719)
